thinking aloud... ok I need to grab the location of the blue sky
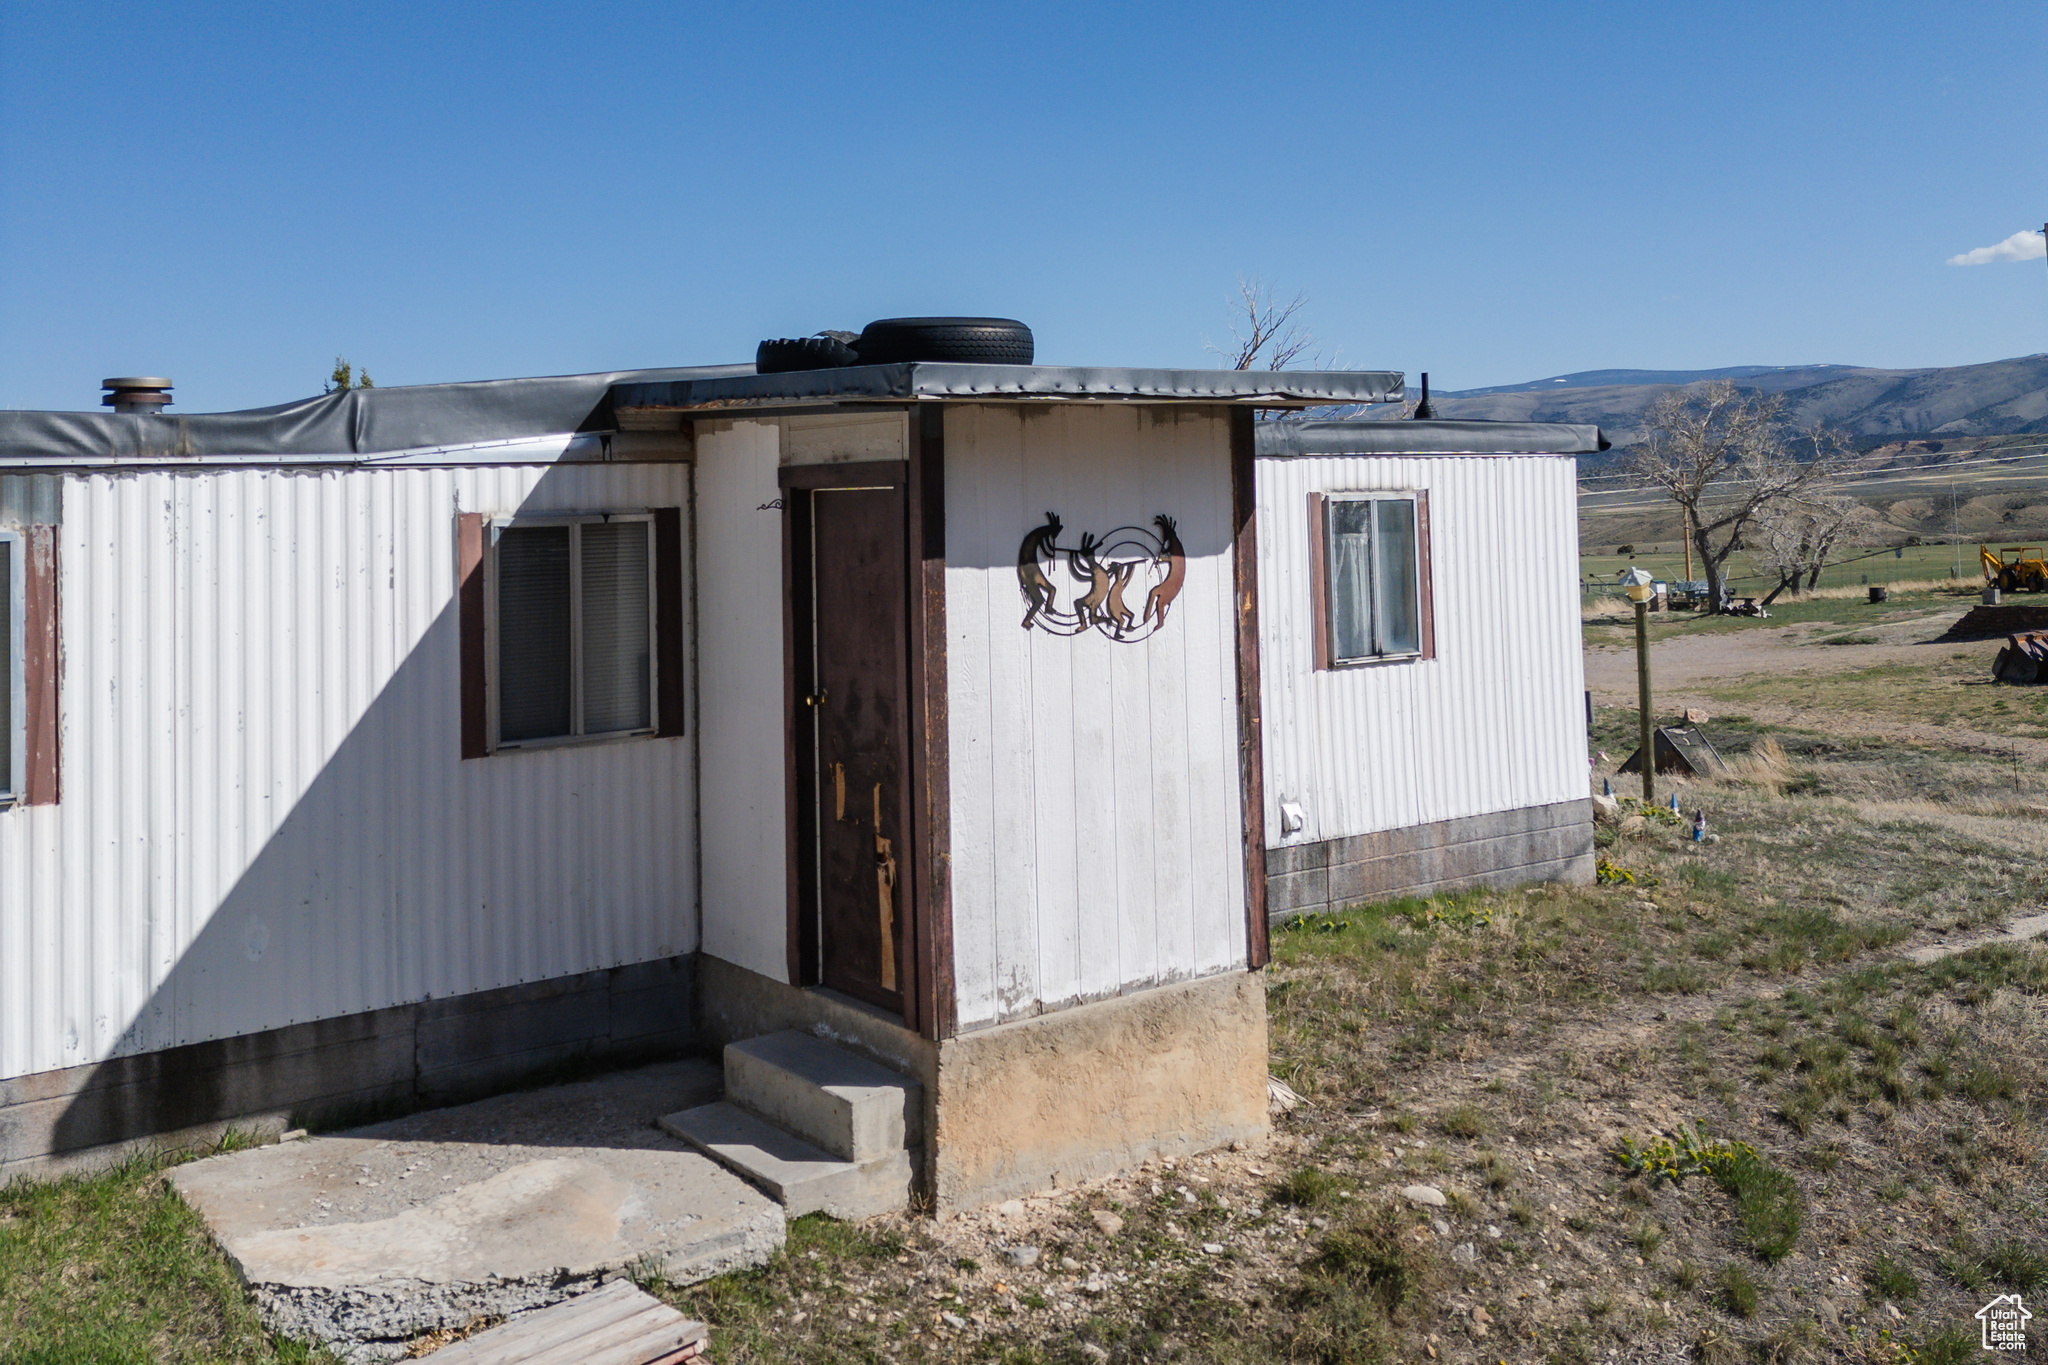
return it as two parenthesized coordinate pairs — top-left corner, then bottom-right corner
(3, 1), (2044, 413)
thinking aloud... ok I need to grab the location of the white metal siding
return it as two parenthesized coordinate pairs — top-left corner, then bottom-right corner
(946, 405), (1247, 1030)
(691, 420), (791, 985)
(0, 463), (698, 1083)
(1256, 453), (1587, 848)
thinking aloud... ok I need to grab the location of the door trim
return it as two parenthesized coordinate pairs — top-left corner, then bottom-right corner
(1230, 408), (1271, 968)
(906, 404), (955, 1039)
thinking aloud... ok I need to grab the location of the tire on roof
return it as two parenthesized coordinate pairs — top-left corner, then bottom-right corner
(756, 335), (860, 374)
(854, 317), (1033, 366)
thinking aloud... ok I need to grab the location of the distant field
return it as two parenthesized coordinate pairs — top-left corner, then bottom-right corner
(1579, 450), (2048, 584)
(1578, 541), (1988, 598)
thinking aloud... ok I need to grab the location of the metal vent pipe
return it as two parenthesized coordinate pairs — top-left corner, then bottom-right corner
(102, 377), (173, 414)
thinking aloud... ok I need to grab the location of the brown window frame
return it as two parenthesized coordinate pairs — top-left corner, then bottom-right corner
(457, 507), (687, 760)
(0, 525), (60, 806)
(1308, 489), (1434, 670)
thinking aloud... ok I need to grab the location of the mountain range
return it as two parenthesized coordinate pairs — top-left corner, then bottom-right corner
(1408, 354), (2048, 449)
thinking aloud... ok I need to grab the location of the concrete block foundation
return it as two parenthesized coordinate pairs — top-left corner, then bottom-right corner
(1266, 797), (1594, 922)
(0, 955), (696, 1181)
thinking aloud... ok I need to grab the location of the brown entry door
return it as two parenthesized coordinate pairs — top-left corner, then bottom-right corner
(806, 483), (910, 1012)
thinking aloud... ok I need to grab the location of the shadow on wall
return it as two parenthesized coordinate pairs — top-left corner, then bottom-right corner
(35, 463), (698, 1167)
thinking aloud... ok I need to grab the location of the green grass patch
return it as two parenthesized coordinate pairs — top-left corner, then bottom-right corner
(1716, 1262), (1759, 1318)
(0, 1142), (333, 1364)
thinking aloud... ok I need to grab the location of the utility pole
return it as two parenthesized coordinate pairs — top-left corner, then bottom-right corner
(1621, 568), (1657, 802)
(1951, 480), (1961, 579)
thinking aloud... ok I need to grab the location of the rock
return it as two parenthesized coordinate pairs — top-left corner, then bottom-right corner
(941, 1312), (967, 1329)
(1401, 1185), (1448, 1207)
(1590, 794), (1621, 826)
(1060, 1255), (1082, 1271)
(1202, 1242), (1224, 1255)
(1091, 1210), (1124, 1236)
(1886, 1302), (1902, 1321)
(1080, 1276), (1109, 1296)
(1486, 1225), (1502, 1239)
(1431, 1218), (1451, 1237)
(1000, 1245), (1039, 1268)
(1631, 899), (1656, 913)
(1619, 815), (1647, 837)
(1472, 1306), (1492, 1325)
(1452, 1242), (1478, 1266)
(1081, 1345), (1110, 1362)
(996, 1199), (1026, 1218)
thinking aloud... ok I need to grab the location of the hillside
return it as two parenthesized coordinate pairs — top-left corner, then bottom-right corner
(1405, 354), (2048, 449)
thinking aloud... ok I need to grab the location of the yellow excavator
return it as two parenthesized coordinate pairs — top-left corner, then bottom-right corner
(1982, 545), (2048, 593)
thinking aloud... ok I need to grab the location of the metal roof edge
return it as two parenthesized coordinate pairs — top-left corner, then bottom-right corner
(612, 363), (1405, 413)
(1255, 418), (1610, 458)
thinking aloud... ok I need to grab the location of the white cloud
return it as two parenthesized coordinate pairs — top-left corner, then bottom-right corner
(1947, 230), (2046, 266)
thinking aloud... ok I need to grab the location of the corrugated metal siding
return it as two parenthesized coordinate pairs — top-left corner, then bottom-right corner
(1256, 454), (1587, 848)
(0, 464), (697, 1083)
(946, 405), (1246, 1031)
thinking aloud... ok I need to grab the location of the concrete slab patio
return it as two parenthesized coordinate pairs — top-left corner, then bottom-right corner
(169, 1060), (783, 1363)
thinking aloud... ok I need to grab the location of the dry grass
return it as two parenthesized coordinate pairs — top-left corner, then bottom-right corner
(1723, 735), (1795, 793)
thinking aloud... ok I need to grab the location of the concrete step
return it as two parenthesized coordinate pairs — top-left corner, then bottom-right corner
(722, 1029), (921, 1162)
(658, 1101), (912, 1220)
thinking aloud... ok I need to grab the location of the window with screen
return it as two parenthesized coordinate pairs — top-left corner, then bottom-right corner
(1321, 493), (1424, 665)
(491, 516), (654, 747)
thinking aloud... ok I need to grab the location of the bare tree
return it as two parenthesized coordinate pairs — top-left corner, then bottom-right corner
(1624, 382), (1838, 611)
(1215, 277), (1316, 370)
(1751, 490), (1868, 604)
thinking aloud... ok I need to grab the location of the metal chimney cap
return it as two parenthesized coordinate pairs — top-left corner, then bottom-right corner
(102, 377), (173, 390)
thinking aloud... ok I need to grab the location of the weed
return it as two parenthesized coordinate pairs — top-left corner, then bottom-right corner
(1716, 1263), (1759, 1318)
(1475, 1152), (1515, 1191)
(1915, 1327), (1980, 1365)
(1444, 1189), (1480, 1219)
(1272, 1167), (1347, 1209)
(1866, 1251), (1920, 1302)
(1672, 1261), (1702, 1292)
(1980, 1240), (2048, 1293)
(1439, 1104), (1488, 1139)
(1963, 1062), (2016, 1103)
(1632, 1223), (1665, 1257)
(1805, 1144), (1841, 1174)
(1509, 1197), (1537, 1228)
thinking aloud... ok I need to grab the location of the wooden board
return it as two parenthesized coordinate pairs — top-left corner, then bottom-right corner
(430, 1280), (706, 1365)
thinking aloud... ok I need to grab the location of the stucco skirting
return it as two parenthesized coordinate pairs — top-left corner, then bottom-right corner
(930, 970), (1269, 1213)
(1266, 798), (1594, 920)
(0, 956), (695, 1180)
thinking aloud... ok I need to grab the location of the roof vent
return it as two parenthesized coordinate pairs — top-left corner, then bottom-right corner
(102, 377), (173, 414)
(1411, 372), (1435, 420)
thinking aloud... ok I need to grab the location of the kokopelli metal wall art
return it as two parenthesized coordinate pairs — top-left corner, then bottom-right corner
(1016, 512), (1186, 642)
